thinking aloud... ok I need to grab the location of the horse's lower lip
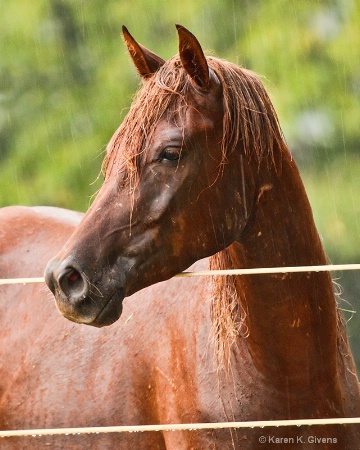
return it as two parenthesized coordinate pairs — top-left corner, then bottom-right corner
(90, 290), (124, 328)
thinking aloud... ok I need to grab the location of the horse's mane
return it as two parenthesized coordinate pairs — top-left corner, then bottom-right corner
(103, 54), (289, 367)
(103, 54), (286, 183)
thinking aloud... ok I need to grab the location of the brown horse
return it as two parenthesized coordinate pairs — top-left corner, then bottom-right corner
(1, 26), (359, 449)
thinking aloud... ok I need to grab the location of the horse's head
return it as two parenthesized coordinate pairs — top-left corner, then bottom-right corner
(45, 25), (282, 327)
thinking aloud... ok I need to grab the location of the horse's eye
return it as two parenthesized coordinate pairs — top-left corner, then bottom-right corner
(159, 147), (181, 162)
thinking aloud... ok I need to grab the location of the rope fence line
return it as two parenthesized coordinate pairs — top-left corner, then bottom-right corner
(2, 417), (360, 438)
(0, 277), (45, 285)
(1, 263), (360, 286)
(176, 263), (360, 277)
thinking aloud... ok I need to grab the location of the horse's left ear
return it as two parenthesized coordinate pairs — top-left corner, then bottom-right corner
(122, 26), (165, 78)
(176, 25), (210, 89)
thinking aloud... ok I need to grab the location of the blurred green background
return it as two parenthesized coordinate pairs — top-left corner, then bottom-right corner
(1, 0), (360, 366)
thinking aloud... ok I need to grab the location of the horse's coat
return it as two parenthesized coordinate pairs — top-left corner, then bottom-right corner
(1, 26), (359, 449)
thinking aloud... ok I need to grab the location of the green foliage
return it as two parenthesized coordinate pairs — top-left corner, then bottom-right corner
(304, 155), (360, 263)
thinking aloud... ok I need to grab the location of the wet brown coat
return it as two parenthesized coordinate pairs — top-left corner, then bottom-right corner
(1, 26), (359, 449)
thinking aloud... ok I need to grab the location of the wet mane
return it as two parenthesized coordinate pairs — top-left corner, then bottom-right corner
(103, 54), (286, 184)
(104, 53), (289, 367)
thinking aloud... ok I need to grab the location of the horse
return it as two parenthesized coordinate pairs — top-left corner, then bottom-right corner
(1, 25), (359, 449)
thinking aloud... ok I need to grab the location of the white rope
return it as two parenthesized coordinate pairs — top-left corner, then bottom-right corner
(1, 417), (360, 438)
(1, 264), (360, 286)
(177, 263), (360, 277)
(0, 277), (45, 285)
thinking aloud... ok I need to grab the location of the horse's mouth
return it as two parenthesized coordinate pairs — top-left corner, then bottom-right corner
(90, 290), (125, 328)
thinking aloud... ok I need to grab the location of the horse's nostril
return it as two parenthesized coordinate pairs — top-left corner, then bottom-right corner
(67, 268), (81, 284)
(59, 267), (87, 299)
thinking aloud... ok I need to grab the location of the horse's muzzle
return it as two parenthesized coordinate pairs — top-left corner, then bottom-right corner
(44, 258), (124, 327)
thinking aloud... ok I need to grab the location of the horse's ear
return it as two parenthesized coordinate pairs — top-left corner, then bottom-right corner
(122, 26), (165, 78)
(176, 24), (210, 89)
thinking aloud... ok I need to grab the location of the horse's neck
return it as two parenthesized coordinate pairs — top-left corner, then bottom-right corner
(229, 150), (346, 411)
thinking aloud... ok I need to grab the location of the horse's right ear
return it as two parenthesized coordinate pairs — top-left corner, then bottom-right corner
(122, 26), (165, 78)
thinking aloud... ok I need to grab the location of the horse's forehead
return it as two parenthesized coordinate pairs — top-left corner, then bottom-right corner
(186, 104), (219, 132)
(171, 89), (223, 134)
(159, 102), (219, 138)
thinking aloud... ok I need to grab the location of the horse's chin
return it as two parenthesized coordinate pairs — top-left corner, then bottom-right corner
(90, 291), (124, 327)
(55, 289), (125, 328)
